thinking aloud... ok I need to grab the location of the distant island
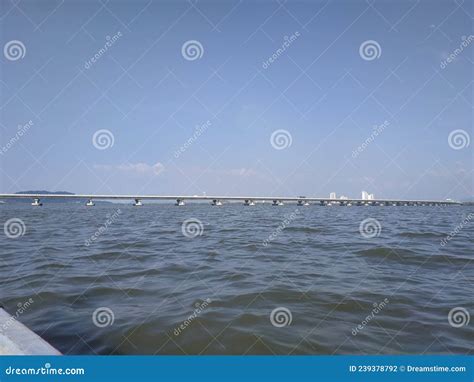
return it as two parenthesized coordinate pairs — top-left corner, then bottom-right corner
(5, 191), (77, 204)
(15, 190), (75, 195)
(4, 191), (111, 204)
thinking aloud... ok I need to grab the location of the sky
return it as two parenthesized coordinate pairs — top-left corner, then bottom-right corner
(0, 0), (472, 200)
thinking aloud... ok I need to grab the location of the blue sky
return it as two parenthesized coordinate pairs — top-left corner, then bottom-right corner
(0, 0), (472, 199)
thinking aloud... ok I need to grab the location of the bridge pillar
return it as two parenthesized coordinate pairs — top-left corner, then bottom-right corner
(31, 198), (42, 206)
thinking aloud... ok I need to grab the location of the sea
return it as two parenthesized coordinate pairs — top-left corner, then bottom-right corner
(1, 203), (472, 355)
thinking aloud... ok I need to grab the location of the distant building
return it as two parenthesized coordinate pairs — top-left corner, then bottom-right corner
(361, 191), (375, 200)
(340, 195), (348, 200)
(330, 192), (336, 199)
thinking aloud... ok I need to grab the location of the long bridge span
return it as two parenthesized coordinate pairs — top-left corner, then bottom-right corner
(0, 194), (462, 207)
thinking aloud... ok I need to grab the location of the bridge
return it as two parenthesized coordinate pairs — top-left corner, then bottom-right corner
(0, 193), (462, 207)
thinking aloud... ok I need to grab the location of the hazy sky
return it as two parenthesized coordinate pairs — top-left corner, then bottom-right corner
(0, 0), (472, 199)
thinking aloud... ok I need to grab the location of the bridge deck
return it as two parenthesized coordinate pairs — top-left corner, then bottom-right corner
(0, 194), (461, 204)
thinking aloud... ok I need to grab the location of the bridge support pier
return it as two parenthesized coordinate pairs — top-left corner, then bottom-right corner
(297, 200), (310, 206)
(31, 198), (42, 206)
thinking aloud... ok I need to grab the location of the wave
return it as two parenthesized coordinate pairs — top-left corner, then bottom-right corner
(398, 231), (445, 238)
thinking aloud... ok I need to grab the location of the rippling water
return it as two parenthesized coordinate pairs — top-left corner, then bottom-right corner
(1, 203), (472, 354)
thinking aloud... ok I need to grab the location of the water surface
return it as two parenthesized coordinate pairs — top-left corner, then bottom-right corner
(1, 203), (472, 354)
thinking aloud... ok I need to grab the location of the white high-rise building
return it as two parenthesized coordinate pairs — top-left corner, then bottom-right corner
(330, 192), (336, 199)
(361, 191), (369, 200)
